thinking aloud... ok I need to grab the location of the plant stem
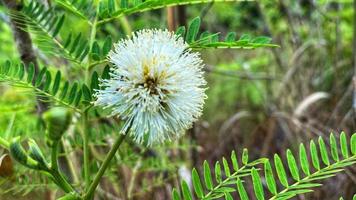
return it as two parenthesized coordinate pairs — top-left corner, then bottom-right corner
(83, 133), (128, 200)
(119, 16), (132, 36)
(50, 168), (75, 193)
(83, 13), (97, 191)
(83, 112), (90, 191)
(61, 139), (80, 184)
(50, 141), (75, 193)
(51, 141), (60, 170)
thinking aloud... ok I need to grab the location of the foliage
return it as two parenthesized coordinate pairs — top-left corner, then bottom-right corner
(0, 60), (107, 112)
(0, 0), (354, 200)
(173, 132), (356, 200)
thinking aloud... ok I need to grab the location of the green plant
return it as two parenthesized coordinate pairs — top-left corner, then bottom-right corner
(0, 0), (276, 199)
(1, 0), (353, 200)
(172, 132), (356, 200)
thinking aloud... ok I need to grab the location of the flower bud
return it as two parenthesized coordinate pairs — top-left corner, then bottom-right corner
(43, 107), (72, 141)
(28, 139), (49, 170)
(9, 137), (40, 170)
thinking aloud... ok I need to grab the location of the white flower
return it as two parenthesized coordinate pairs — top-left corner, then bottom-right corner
(94, 29), (206, 145)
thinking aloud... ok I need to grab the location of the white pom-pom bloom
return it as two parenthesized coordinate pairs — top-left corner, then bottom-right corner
(94, 29), (207, 146)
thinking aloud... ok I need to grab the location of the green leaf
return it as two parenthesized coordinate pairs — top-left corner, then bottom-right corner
(79, 47), (90, 61)
(340, 132), (349, 158)
(68, 82), (78, 104)
(91, 41), (101, 61)
(299, 143), (310, 176)
(225, 192), (233, 200)
(215, 161), (222, 183)
(251, 167), (264, 200)
(237, 179), (248, 200)
(215, 187), (235, 193)
(76, 40), (89, 59)
(64, 33), (72, 48)
(251, 36), (271, 44)
(231, 150), (239, 171)
(242, 148), (248, 165)
(74, 89), (82, 106)
(286, 149), (300, 181)
(274, 154), (288, 187)
(225, 32), (236, 42)
(199, 31), (211, 41)
(222, 157), (231, 177)
(175, 26), (186, 38)
(70, 33), (82, 54)
(203, 161), (213, 190)
(172, 189), (180, 200)
(90, 71), (99, 92)
(18, 64), (25, 80)
(329, 133), (339, 162)
(27, 63), (35, 83)
(102, 36), (113, 56)
(44, 71), (52, 92)
(239, 34), (251, 41)
(108, 0), (116, 13)
(2, 60), (11, 75)
(310, 140), (320, 170)
(101, 65), (110, 80)
(52, 14), (65, 37)
(35, 67), (47, 87)
(28, 139), (48, 168)
(264, 160), (277, 195)
(52, 70), (61, 95)
(318, 137), (330, 166)
(82, 84), (92, 102)
(192, 168), (204, 198)
(120, 0), (129, 8)
(186, 17), (201, 43)
(181, 181), (192, 200)
(351, 133), (356, 155)
(60, 81), (69, 100)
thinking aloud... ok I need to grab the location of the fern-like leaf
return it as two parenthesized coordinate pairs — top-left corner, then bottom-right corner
(8, 0), (89, 64)
(177, 17), (277, 50)
(55, 0), (95, 22)
(251, 133), (356, 200)
(0, 61), (99, 112)
(172, 132), (356, 200)
(173, 149), (267, 199)
(97, 0), (254, 25)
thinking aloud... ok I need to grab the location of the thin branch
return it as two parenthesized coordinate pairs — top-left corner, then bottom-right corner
(205, 65), (281, 81)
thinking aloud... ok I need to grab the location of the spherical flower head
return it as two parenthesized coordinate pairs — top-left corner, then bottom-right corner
(94, 29), (207, 146)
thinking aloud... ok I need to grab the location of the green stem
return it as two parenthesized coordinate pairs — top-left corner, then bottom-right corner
(83, 133), (128, 199)
(50, 141), (76, 193)
(85, 15), (97, 83)
(83, 112), (90, 190)
(50, 168), (75, 193)
(119, 16), (132, 36)
(203, 166), (247, 198)
(51, 141), (60, 170)
(0, 136), (9, 149)
(83, 13), (98, 191)
(61, 139), (80, 184)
